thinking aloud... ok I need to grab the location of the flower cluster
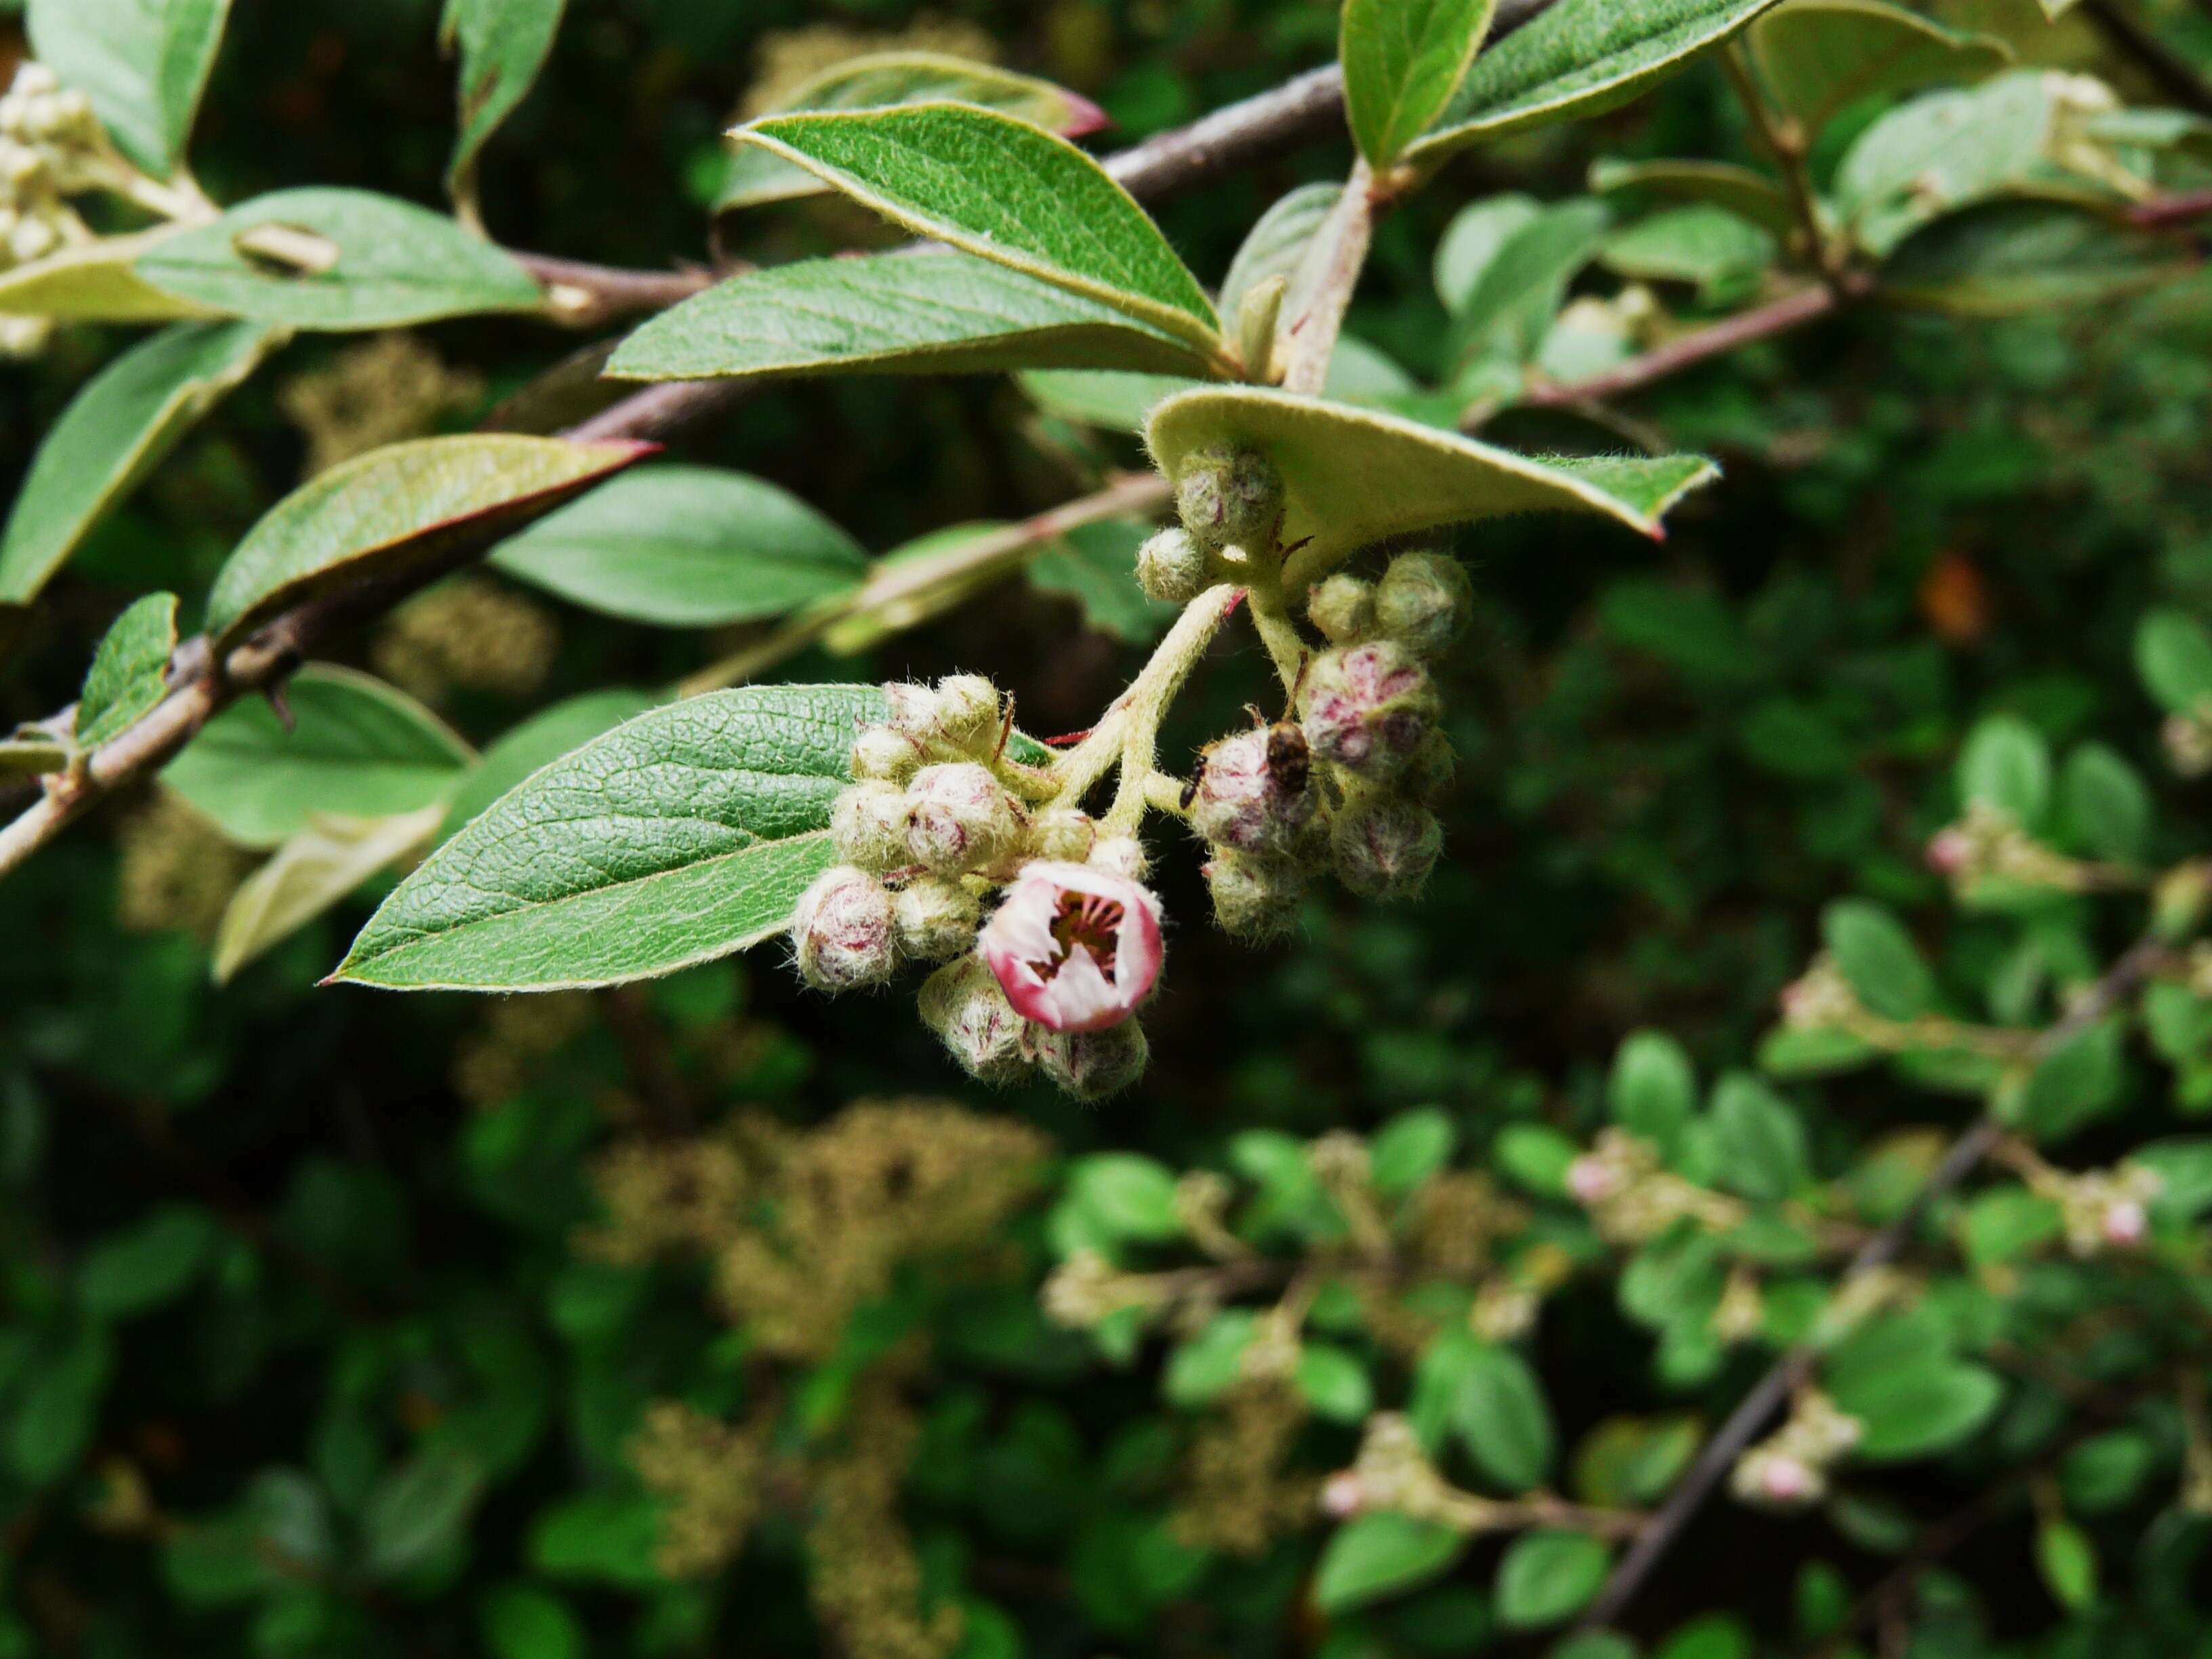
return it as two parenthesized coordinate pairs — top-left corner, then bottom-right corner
(1924, 800), (2100, 897)
(1730, 1390), (1864, 1509)
(0, 62), (99, 356)
(1565, 1127), (1746, 1244)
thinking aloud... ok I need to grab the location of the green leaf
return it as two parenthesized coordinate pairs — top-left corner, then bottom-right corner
(75, 593), (178, 750)
(443, 0), (569, 198)
(1223, 183), (1343, 326)
(2137, 1136), (2212, 1217)
(1880, 201), (2194, 317)
(2036, 1517), (2098, 1611)
(489, 464), (867, 628)
(0, 321), (279, 604)
(608, 250), (1211, 385)
(1821, 899), (1936, 1022)
(1435, 193), (1544, 312)
(1069, 1153), (1185, 1243)
(1494, 1122), (1580, 1197)
(2137, 609), (2212, 714)
(1296, 1343), (1376, 1424)
(1610, 1030), (1697, 1149)
(1145, 387), (1718, 579)
(1707, 1073), (1809, 1200)
(203, 434), (648, 651)
(212, 806), (447, 985)
(1601, 205), (1775, 301)
(1748, 0), (2011, 137)
(528, 1493), (663, 1589)
(361, 1446), (483, 1580)
(78, 1203), (218, 1315)
(1826, 1321), (2001, 1460)
(719, 52), (1105, 213)
(2018, 1018), (2125, 1142)
(1590, 157), (1796, 235)
(1370, 1107), (1458, 1197)
(1343, 0), (1500, 168)
(1019, 336), (1412, 434)
(821, 520), (1031, 655)
(1409, 0), (1784, 162)
(333, 684), (880, 991)
(1494, 1530), (1612, 1628)
(10, 1328), (110, 1486)
(1163, 1311), (1256, 1407)
(1454, 1341), (1555, 1491)
(440, 689), (657, 839)
(1958, 713), (2050, 824)
(1452, 199), (1611, 368)
(2060, 1430), (2155, 1513)
(163, 665), (472, 848)
(136, 188), (548, 331)
(479, 1584), (587, 1659)
(1959, 1187), (2062, 1265)
(735, 105), (1221, 352)
(27, 0), (232, 178)
(1572, 1414), (1701, 1505)
(1313, 1513), (1466, 1614)
(0, 228), (214, 323)
(2059, 742), (2150, 863)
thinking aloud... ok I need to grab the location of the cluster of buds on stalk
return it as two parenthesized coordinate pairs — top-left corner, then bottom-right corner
(1924, 800), (2102, 899)
(0, 62), (102, 356)
(1730, 1390), (1862, 1510)
(1565, 1128), (1745, 1244)
(2055, 1163), (2163, 1257)
(790, 674), (1165, 1099)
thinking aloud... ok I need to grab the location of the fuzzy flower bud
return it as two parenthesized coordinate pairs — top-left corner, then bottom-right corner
(830, 781), (909, 874)
(1332, 800), (1442, 899)
(791, 866), (898, 991)
(851, 724), (922, 784)
(1301, 640), (1438, 780)
(881, 680), (941, 738)
(1033, 807), (1098, 863)
(1088, 835), (1150, 880)
(1374, 550), (1472, 660)
(1307, 573), (1376, 644)
(1174, 444), (1284, 552)
(1204, 853), (1306, 941)
(1402, 729), (1456, 804)
(905, 762), (1019, 875)
(893, 877), (981, 962)
(1189, 723), (1317, 855)
(1136, 527), (1208, 605)
(1734, 1450), (1822, 1508)
(918, 955), (1031, 1085)
(934, 674), (1002, 750)
(1034, 1020), (1151, 1100)
(979, 861), (1164, 1033)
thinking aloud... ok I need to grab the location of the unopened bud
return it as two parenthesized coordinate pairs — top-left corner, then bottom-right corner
(1307, 573), (1376, 644)
(1088, 835), (1149, 880)
(1034, 1020), (1151, 1101)
(1402, 729), (1455, 804)
(791, 866), (898, 991)
(935, 674), (1002, 750)
(905, 762), (1019, 874)
(894, 877), (981, 962)
(1190, 723), (1317, 855)
(851, 724), (922, 783)
(1136, 527), (1208, 605)
(1301, 640), (1438, 779)
(1204, 852), (1306, 941)
(1565, 1155), (1621, 1206)
(882, 681), (940, 738)
(918, 954), (1031, 1085)
(1034, 807), (1098, 863)
(1332, 800), (1442, 899)
(830, 781), (909, 873)
(1174, 444), (1284, 552)
(2102, 1198), (2148, 1248)
(1374, 550), (1472, 660)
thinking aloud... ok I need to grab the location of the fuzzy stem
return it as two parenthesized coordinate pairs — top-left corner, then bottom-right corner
(1720, 45), (1838, 284)
(1077, 585), (1243, 832)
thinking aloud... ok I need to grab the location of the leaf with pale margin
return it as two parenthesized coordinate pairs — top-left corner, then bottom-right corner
(75, 592), (178, 750)
(0, 229), (214, 323)
(1221, 183), (1342, 325)
(719, 52), (1106, 213)
(1147, 388), (1718, 579)
(0, 321), (280, 603)
(1344, 0), (1498, 167)
(1408, 0), (1784, 162)
(1590, 159), (1795, 237)
(27, 0), (232, 178)
(163, 665), (474, 848)
(213, 804), (445, 984)
(333, 684), (884, 991)
(490, 465), (867, 628)
(204, 434), (651, 650)
(1832, 72), (2078, 255)
(1601, 205), (1776, 300)
(1880, 200), (2192, 317)
(1021, 335), (1417, 434)
(439, 689), (657, 840)
(1749, 0), (2011, 137)
(822, 523), (1024, 655)
(136, 188), (548, 331)
(737, 105), (1221, 351)
(442, 0), (570, 199)
(607, 251), (1211, 384)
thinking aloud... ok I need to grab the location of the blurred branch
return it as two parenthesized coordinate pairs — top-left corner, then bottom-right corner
(1573, 934), (2172, 1636)
(515, 253), (718, 327)
(2080, 0), (2212, 117)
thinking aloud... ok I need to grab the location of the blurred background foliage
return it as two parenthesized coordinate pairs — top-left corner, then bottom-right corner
(5, 0), (2212, 1654)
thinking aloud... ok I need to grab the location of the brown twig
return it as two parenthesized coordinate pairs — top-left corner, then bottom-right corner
(514, 253), (718, 327)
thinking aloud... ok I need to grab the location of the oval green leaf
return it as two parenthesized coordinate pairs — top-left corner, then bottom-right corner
(27, 0), (232, 178)
(736, 104), (1221, 352)
(444, 0), (571, 199)
(0, 229), (217, 323)
(1749, 0), (2010, 136)
(1343, 0), (1499, 167)
(0, 320), (281, 604)
(1589, 159), (1796, 237)
(438, 688), (659, 840)
(607, 250), (1211, 385)
(136, 188), (548, 330)
(333, 684), (885, 991)
(204, 434), (652, 651)
(1313, 1512), (1466, 1614)
(213, 804), (447, 984)
(75, 592), (179, 750)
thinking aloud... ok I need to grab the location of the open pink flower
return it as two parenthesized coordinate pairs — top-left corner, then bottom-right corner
(979, 861), (1164, 1033)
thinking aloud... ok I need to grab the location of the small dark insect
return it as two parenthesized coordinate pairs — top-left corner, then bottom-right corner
(1265, 720), (1311, 799)
(1180, 752), (1208, 812)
